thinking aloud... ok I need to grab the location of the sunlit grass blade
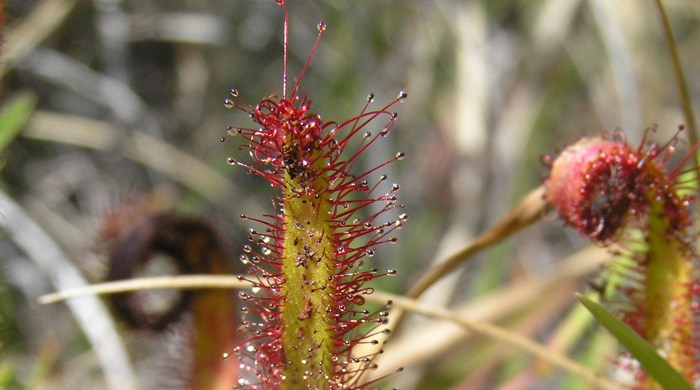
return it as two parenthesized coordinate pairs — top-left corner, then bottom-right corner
(0, 91), (36, 152)
(577, 294), (693, 390)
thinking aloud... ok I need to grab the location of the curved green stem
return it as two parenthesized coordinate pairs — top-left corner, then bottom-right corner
(653, 0), (698, 174)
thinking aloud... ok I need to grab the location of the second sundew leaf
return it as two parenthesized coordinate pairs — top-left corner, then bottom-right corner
(544, 131), (700, 388)
(643, 195), (695, 383)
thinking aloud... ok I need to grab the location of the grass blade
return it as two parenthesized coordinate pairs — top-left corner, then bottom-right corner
(577, 294), (693, 390)
(0, 92), (37, 152)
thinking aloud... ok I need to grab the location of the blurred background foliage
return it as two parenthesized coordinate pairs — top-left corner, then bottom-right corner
(1, 0), (699, 388)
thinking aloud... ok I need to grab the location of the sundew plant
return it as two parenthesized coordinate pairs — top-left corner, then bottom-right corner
(1, 1), (700, 389)
(222, 1), (406, 387)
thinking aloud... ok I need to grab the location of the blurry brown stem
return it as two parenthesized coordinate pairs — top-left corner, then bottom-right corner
(407, 186), (546, 298)
(390, 186), (548, 332)
(369, 290), (620, 390)
(37, 273), (620, 390)
(38, 275), (252, 305)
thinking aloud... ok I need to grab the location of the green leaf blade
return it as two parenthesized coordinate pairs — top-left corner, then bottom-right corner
(0, 92), (38, 153)
(577, 294), (693, 390)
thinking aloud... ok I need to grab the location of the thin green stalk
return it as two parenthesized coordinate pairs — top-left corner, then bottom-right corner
(653, 0), (698, 171)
